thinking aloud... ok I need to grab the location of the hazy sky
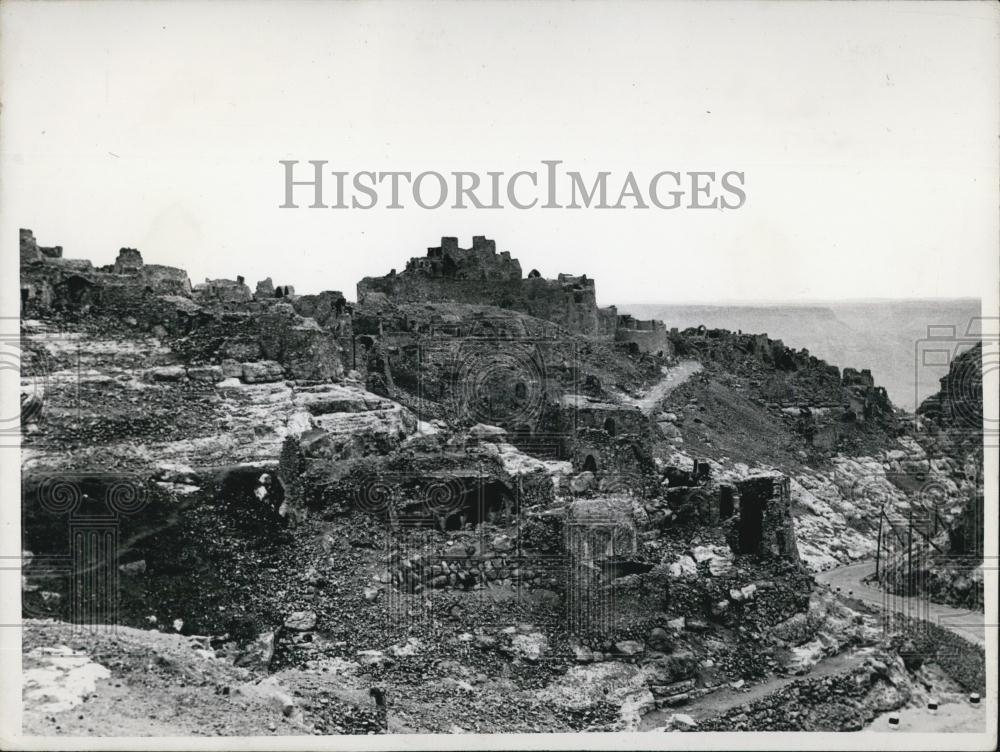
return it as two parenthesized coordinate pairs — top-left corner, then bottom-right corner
(2, 1), (998, 305)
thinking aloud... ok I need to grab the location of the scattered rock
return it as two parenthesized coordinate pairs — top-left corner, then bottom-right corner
(153, 462), (201, 485)
(648, 627), (671, 651)
(143, 365), (186, 382)
(119, 559), (147, 576)
(615, 640), (645, 657)
(356, 649), (387, 666)
(491, 534), (514, 553)
(667, 712), (698, 729)
(570, 471), (598, 494)
(283, 610), (317, 631)
(468, 424), (508, 443)
(241, 360), (285, 384)
(187, 365), (224, 383)
(509, 632), (548, 662)
(246, 676), (297, 718)
(389, 637), (422, 657)
(235, 630), (275, 671)
(668, 555), (697, 577)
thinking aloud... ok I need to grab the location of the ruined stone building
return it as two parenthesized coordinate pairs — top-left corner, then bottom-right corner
(732, 474), (800, 560)
(20, 231), (193, 309)
(356, 235), (668, 346)
(19, 228), (346, 382)
(615, 315), (670, 356)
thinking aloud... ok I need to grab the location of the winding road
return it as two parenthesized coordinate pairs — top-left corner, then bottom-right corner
(815, 559), (987, 647)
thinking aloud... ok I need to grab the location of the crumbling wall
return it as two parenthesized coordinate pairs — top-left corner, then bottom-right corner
(113, 248), (144, 274)
(102, 248), (192, 294)
(569, 427), (658, 496)
(194, 276), (253, 305)
(255, 277), (296, 300)
(615, 315), (671, 356)
(140, 265), (193, 295)
(20, 234), (192, 312)
(733, 474), (800, 561)
(20, 228), (62, 263)
(562, 395), (649, 438)
(292, 290), (353, 337)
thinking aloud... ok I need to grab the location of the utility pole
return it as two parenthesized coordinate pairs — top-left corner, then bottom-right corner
(907, 508), (913, 596)
(875, 509), (884, 581)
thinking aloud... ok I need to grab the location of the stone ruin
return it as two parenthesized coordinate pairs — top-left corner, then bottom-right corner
(731, 474), (800, 560)
(18, 228), (346, 383)
(356, 235), (670, 347)
(615, 314), (670, 356)
(20, 232), (193, 309)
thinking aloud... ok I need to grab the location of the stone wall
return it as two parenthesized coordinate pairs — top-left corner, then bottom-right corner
(101, 248), (192, 294)
(615, 315), (671, 356)
(734, 475), (800, 561)
(193, 276), (253, 305)
(21, 232), (192, 306)
(20, 228), (62, 263)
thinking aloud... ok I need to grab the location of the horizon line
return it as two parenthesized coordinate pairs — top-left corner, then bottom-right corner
(614, 296), (982, 307)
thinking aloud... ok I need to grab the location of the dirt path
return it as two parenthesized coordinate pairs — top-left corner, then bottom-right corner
(815, 560), (986, 647)
(620, 360), (703, 415)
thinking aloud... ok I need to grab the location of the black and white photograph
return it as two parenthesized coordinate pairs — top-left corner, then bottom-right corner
(1, 1), (997, 749)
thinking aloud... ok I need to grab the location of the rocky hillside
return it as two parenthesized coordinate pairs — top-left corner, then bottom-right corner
(19, 229), (985, 735)
(872, 343), (985, 609)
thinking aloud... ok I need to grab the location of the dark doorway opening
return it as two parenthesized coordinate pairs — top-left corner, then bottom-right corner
(738, 487), (765, 554)
(603, 417), (616, 436)
(582, 455), (598, 474)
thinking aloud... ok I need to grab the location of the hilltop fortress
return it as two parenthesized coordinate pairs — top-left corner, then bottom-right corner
(357, 235), (670, 354)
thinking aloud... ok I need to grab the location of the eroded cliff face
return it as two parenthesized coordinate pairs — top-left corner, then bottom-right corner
(19, 230), (982, 734)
